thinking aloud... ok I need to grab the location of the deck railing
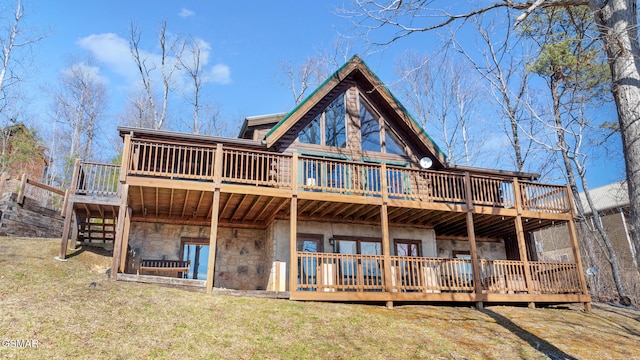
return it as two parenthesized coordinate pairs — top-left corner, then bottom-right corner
(115, 141), (572, 213)
(529, 262), (582, 294)
(479, 259), (528, 293)
(299, 157), (381, 196)
(128, 139), (216, 180)
(76, 162), (120, 197)
(297, 252), (386, 291)
(222, 148), (292, 187)
(520, 182), (569, 213)
(297, 253), (583, 295)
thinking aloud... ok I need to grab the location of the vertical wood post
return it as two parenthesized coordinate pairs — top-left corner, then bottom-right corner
(205, 143), (224, 293)
(463, 172), (483, 308)
(289, 196), (298, 293)
(565, 184), (592, 311)
(119, 207), (133, 273)
(119, 134), (132, 184)
(111, 184), (129, 279)
(16, 173), (27, 205)
(513, 178), (535, 307)
(380, 163), (393, 306)
(289, 151), (299, 295)
(206, 189), (221, 293)
(59, 160), (82, 259)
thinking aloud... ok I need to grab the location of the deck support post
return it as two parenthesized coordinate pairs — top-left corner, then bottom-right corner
(59, 159), (82, 259)
(380, 163), (393, 296)
(205, 189), (221, 293)
(119, 207), (132, 273)
(566, 185), (592, 312)
(289, 196), (298, 293)
(513, 178), (535, 307)
(463, 172), (484, 309)
(289, 152), (299, 294)
(111, 184), (129, 279)
(206, 143), (224, 294)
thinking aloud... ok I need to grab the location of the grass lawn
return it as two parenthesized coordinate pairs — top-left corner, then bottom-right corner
(1, 237), (639, 359)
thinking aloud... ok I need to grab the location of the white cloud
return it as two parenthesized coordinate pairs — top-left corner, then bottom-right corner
(78, 32), (231, 92)
(62, 62), (108, 85)
(179, 8), (195, 18)
(207, 64), (231, 84)
(77, 33), (137, 81)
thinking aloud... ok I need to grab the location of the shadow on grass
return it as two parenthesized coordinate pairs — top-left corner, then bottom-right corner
(481, 308), (577, 360)
(66, 245), (112, 260)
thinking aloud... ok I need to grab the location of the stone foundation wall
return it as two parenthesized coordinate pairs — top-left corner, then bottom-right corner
(128, 222), (268, 290)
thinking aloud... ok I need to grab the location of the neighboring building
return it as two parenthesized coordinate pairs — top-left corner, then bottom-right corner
(536, 181), (634, 264)
(0, 123), (48, 181)
(535, 181), (637, 303)
(59, 56), (591, 309)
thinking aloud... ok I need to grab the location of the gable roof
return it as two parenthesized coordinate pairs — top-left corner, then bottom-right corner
(263, 55), (447, 167)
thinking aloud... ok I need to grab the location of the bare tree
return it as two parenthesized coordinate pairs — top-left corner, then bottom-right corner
(281, 56), (323, 105)
(521, 6), (631, 303)
(119, 89), (156, 129)
(348, 0), (640, 275)
(395, 51), (485, 166)
(129, 20), (185, 130)
(0, 0), (44, 114)
(50, 58), (107, 185)
(457, 17), (536, 172)
(280, 38), (357, 105)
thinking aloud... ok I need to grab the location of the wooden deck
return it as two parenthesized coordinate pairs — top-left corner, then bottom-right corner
(60, 135), (590, 307)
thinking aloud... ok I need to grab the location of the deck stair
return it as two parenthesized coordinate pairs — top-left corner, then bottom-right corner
(76, 216), (117, 248)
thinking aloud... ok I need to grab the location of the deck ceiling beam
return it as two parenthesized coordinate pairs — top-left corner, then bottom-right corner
(307, 201), (333, 217)
(181, 190), (191, 218)
(169, 188), (175, 217)
(400, 209), (430, 224)
(318, 202), (344, 218)
(265, 198), (290, 224)
(195, 191), (206, 218)
(139, 186), (145, 217)
(297, 200), (317, 216)
(341, 204), (365, 219)
(83, 203), (92, 218)
(394, 208), (425, 223)
(243, 195), (263, 222)
(332, 203), (356, 217)
(359, 206), (381, 221)
(388, 208), (414, 222)
(253, 196), (276, 223)
(219, 193), (235, 220)
(231, 194), (250, 221)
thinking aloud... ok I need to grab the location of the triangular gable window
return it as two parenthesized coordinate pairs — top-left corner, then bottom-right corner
(384, 130), (406, 156)
(299, 114), (321, 145)
(360, 98), (407, 156)
(361, 102), (381, 152)
(298, 94), (346, 148)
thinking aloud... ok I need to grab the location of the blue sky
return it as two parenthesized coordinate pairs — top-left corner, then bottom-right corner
(18, 0), (626, 188)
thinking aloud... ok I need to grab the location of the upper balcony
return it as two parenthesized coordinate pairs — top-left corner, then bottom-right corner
(107, 137), (572, 217)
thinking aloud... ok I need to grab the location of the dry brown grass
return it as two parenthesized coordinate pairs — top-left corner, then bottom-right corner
(0, 237), (639, 359)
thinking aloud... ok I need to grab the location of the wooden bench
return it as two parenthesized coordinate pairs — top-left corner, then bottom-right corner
(138, 259), (190, 278)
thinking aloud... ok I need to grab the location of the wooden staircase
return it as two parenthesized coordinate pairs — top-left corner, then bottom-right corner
(77, 216), (116, 248)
